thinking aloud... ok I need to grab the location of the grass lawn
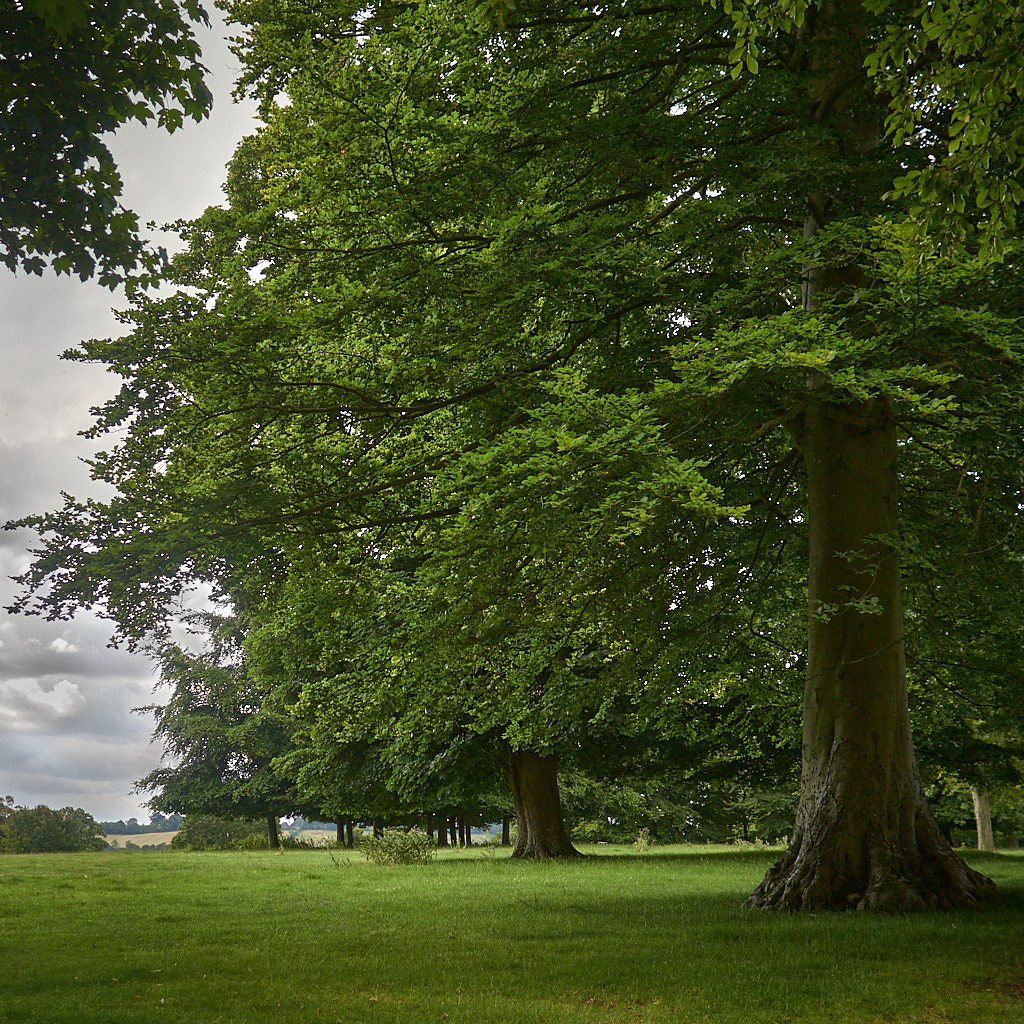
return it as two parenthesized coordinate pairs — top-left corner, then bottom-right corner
(1, 844), (1022, 1023)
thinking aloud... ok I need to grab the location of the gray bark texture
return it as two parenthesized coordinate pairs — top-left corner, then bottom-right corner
(971, 785), (995, 852)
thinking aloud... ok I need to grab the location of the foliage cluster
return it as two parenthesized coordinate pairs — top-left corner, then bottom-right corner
(0, 797), (106, 853)
(0, 0), (212, 284)
(169, 813), (267, 850)
(361, 828), (437, 865)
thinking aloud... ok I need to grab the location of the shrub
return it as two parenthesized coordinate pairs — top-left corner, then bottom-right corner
(633, 827), (653, 854)
(361, 828), (436, 865)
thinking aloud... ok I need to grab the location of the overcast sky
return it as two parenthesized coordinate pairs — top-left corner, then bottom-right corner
(0, 11), (258, 822)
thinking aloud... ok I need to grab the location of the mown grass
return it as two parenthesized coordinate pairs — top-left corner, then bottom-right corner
(1, 844), (1022, 1023)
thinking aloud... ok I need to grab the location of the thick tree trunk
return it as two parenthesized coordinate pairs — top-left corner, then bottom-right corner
(266, 814), (280, 850)
(971, 785), (995, 852)
(335, 818), (346, 846)
(747, 399), (993, 910)
(436, 816), (449, 847)
(502, 744), (580, 859)
(748, 2), (994, 909)
(345, 820), (354, 848)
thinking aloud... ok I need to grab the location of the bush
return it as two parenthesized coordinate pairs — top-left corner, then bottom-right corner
(361, 829), (436, 865)
(633, 827), (653, 853)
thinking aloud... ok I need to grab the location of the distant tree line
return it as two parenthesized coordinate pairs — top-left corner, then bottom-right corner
(100, 812), (182, 835)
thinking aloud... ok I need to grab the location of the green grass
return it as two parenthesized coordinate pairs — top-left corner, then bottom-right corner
(1, 845), (1022, 1023)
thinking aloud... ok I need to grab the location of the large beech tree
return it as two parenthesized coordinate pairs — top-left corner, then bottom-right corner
(11, 0), (1024, 902)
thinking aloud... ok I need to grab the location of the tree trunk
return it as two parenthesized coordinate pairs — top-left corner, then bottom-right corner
(502, 743), (580, 859)
(971, 785), (995, 852)
(346, 820), (354, 848)
(747, 399), (993, 910)
(501, 817), (510, 847)
(449, 819), (458, 846)
(266, 814), (280, 850)
(372, 818), (382, 839)
(747, 2), (994, 909)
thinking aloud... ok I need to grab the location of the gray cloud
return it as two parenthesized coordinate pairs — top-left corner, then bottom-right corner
(0, 10), (257, 823)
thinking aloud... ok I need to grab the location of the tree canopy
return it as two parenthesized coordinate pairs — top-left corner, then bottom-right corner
(0, 799), (107, 853)
(1, 0), (212, 284)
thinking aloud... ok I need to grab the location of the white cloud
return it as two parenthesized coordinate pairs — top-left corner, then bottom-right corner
(0, 677), (84, 722)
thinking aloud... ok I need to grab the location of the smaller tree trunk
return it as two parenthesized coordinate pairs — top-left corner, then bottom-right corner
(449, 819), (458, 846)
(372, 818), (382, 840)
(970, 785), (995, 852)
(335, 818), (346, 846)
(345, 820), (354, 848)
(436, 817), (449, 847)
(266, 814), (280, 850)
(501, 817), (511, 847)
(502, 743), (580, 859)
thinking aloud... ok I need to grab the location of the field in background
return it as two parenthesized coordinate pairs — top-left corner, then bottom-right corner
(104, 831), (178, 848)
(2, 845), (1022, 1024)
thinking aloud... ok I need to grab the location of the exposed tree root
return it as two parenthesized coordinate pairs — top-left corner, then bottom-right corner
(746, 819), (995, 912)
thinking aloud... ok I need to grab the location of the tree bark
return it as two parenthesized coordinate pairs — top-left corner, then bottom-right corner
(747, 1), (994, 910)
(971, 785), (995, 852)
(502, 744), (580, 859)
(266, 814), (280, 850)
(501, 817), (511, 847)
(747, 399), (993, 910)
